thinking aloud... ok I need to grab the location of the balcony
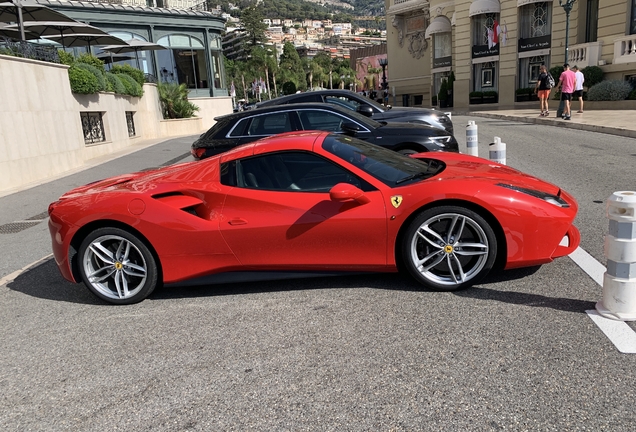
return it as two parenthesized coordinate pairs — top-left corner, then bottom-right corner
(567, 41), (603, 68)
(613, 35), (636, 65)
(387, 0), (429, 16)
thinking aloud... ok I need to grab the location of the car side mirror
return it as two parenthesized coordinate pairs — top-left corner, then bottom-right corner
(356, 105), (374, 117)
(341, 122), (361, 136)
(329, 183), (370, 204)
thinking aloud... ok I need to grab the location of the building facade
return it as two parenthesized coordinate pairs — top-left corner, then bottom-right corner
(37, 0), (227, 97)
(385, 0), (636, 108)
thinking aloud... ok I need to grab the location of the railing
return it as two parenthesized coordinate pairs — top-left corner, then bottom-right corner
(0, 36), (59, 63)
(613, 35), (636, 65)
(144, 73), (158, 83)
(567, 41), (603, 68)
(80, 112), (106, 144)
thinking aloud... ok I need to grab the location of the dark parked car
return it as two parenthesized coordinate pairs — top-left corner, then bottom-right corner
(191, 103), (458, 160)
(254, 89), (454, 134)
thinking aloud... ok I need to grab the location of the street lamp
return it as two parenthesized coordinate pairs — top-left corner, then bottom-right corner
(559, 0), (577, 64)
(378, 57), (388, 91)
(556, 0), (576, 117)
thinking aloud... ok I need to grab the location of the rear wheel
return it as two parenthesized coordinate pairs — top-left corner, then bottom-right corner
(402, 206), (497, 291)
(78, 227), (158, 304)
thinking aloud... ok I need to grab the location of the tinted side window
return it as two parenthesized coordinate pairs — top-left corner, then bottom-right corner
(246, 112), (293, 136)
(221, 151), (374, 192)
(298, 110), (346, 132)
(228, 117), (251, 137)
(290, 94), (322, 103)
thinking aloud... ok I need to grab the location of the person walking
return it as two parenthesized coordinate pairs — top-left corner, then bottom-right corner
(556, 63), (576, 120)
(534, 64), (551, 116)
(572, 65), (585, 113)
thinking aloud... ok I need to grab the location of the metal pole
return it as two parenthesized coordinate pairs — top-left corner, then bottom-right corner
(557, 0), (576, 118)
(17, 3), (25, 41)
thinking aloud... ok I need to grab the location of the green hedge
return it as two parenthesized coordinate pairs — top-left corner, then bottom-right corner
(68, 65), (100, 94)
(74, 63), (108, 92)
(105, 72), (127, 94)
(117, 73), (144, 97)
(110, 64), (145, 87)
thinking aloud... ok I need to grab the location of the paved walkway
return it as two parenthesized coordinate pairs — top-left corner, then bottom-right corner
(458, 109), (636, 139)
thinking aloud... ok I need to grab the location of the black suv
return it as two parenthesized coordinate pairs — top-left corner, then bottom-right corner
(191, 103), (458, 160)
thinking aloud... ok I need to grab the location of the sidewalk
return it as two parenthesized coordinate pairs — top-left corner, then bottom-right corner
(457, 109), (636, 140)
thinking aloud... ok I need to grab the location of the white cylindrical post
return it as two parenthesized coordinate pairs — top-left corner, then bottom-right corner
(596, 191), (636, 321)
(488, 136), (506, 165)
(466, 121), (478, 156)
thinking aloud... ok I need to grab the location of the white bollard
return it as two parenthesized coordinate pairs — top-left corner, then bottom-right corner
(466, 121), (479, 157)
(488, 136), (506, 165)
(596, 191), (636, 321)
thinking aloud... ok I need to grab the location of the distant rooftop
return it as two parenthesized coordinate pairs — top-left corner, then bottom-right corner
(35, 0), (223, 18)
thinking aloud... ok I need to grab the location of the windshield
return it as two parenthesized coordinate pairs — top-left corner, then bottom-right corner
(322, 135), (445, 187)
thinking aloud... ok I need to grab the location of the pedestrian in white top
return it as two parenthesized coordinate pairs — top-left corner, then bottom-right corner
(572, 66), (585, 113)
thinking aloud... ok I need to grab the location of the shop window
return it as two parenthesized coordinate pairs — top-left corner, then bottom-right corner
(519, 3), (551, 39)
(519, 55), (548, 88)
(434, 33), (451, 59)
(472, 14), (498, 47)
(157, 34), (209, 90)
(101, 32), (151, 74)
(473, 61), (498, 91)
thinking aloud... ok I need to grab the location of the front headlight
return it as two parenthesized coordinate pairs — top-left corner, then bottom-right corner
(429, 136), (452, 147)
(497, 183), (570, 207)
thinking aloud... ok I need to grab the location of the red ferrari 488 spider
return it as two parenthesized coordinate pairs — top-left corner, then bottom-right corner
(48, 131), (580, 304)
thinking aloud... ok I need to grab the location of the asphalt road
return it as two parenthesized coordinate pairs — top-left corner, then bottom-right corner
(1, 120), (635, 431)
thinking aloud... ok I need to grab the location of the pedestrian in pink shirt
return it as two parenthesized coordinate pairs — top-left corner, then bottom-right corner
(556, 63), (576, 120)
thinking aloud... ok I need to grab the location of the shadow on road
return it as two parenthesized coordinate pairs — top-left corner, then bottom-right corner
(7, 258), (594, 314)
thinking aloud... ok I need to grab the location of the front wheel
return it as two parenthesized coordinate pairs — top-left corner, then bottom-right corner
(402, 206), (497, 291)
(77, 227), (159, 304)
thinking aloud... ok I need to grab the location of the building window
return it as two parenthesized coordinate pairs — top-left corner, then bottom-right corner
(586, 0), (599, 41)
(126, 112), (136, 137)
(519, 3), (551, 39)
(101, 32), (152, 74)
(472, 14), (498, 46)
(474, 61), (497, 91)
(433, 71), (451, 96)
(632, 0), (636, 34)
(519, 55), (549, 87)
(157, 34), (209, 90)
(434, 33), (451, 59)
(80, 112), (106, 145)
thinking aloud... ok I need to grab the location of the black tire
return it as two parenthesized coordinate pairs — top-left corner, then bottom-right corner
(77, 227), (159, 304)
(401, 206), (497, 291)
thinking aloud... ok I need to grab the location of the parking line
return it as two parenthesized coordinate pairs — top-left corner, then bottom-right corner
(569, 247), (636, 354)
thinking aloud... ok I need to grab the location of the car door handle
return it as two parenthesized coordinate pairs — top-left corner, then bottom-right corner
(228, 218), (247, 225)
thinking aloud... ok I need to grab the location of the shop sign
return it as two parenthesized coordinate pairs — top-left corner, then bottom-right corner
(518, 34), (551, 52)
(433, 56), (452, 68)
(472, 44), (499, 58)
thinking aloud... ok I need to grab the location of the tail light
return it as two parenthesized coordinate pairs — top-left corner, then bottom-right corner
(191, 148), (206, 159)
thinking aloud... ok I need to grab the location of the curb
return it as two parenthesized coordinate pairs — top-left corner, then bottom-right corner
(461, 112), (636, 140)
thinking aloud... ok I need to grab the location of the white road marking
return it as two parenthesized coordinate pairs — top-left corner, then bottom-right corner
(569, 247), (636, 354)
(569, 246), (605, 286)
(586, 310), (636, 354)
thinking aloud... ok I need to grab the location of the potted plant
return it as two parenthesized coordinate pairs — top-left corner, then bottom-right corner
(438, 80), (449, 108)
(469, 91), (483, 104)
(482, 90), (498, 104)
(516, 87), (531, 102)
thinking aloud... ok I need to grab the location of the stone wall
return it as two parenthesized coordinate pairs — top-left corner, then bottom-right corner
(0, 54), (232, 195)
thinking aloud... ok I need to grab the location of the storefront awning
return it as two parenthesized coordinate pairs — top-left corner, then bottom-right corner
(469, 0), (501, 17)
(517, 0), (553, 5)
(425, 15), (452, 39)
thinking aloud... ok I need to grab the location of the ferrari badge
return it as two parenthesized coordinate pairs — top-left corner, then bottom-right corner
(391, 195), (403, 208)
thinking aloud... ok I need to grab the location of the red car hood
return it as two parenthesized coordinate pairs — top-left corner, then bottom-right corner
(419, 152), (562, 195)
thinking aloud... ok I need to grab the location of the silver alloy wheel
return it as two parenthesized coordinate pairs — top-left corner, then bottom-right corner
(410, 212), (489, 286)
(82, 234), (148, 300)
